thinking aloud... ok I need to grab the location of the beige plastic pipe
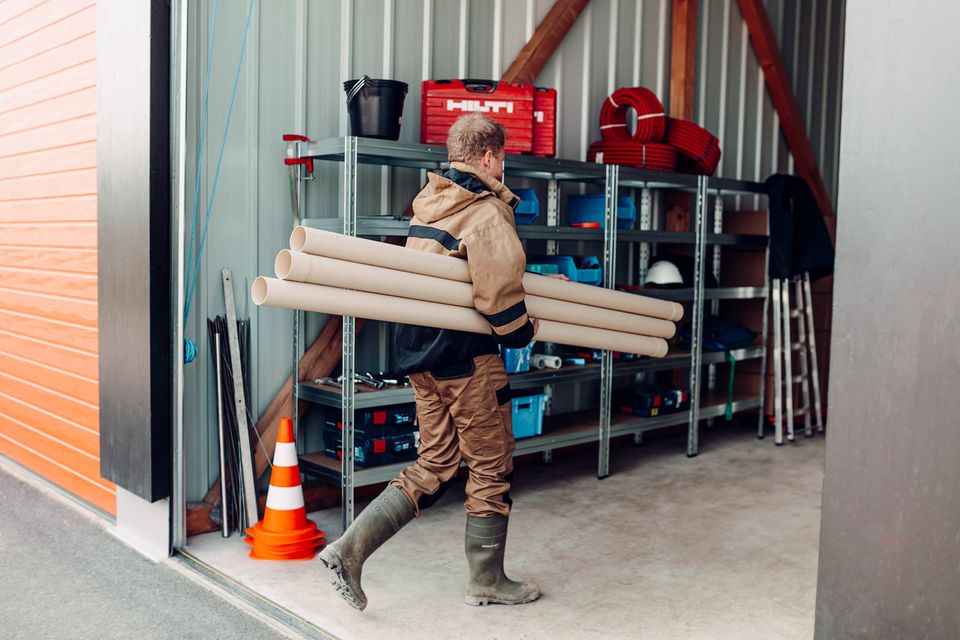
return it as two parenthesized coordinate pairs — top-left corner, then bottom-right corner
(252, 277), (669, 357)
(275, 250), (676, 339)
(290, 226), (683, 321)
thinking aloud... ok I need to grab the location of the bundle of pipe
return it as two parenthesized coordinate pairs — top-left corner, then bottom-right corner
(598, 87), (666, 143)
(664, 117), (722, 176)
(587, 140), (678, 172)
(590, 87), (723, 176)
(251, 228), (685, 358)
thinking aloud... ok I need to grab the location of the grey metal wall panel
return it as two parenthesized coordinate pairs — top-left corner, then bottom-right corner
(181, 0), (846, 501)
(815, 2), (960, 636)
(97, 0), (172, 501)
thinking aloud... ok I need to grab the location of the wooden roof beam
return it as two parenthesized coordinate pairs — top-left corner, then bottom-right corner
(502, 0), (592, 84)
(738, 0), (835, 217)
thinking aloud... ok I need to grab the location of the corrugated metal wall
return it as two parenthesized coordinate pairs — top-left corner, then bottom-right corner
(182, 0), (844, 501)
(0, 0), (115, 515)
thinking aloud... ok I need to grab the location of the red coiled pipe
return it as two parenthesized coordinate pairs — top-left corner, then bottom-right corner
(664, 117), (722, 175)
(587, 140), (678, 172)
(599, 87), (666, 143)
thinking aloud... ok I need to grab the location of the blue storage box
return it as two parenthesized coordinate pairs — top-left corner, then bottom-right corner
(512, 188), (540, 225)
(525, 263), (560, 275)
(568, 194), (637, 229)
(529, 255), (602, 286)
(511, 393), (547, 439)
(576, 256), (602, 285)
(501, 342), (533, 374)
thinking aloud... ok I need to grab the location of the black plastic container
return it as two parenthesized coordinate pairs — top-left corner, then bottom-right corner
(343, 76), (408, 140)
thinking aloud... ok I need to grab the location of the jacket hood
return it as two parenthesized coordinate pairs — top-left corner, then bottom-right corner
(412, 162), (519, 223)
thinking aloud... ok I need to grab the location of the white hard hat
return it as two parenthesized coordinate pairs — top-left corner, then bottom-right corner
(643, 260), (683, 287)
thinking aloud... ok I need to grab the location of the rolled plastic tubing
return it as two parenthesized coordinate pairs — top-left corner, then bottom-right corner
(252, 277), (669, 358)
(275, 250), (676, 339)
(290, 226), (683, 322)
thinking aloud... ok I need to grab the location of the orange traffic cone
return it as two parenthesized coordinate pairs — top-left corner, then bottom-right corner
(245, 418), (325, 560)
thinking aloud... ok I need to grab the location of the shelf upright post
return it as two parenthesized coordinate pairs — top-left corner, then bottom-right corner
(687, 176), (709, 457)
(291, 138), (305, 444)
(707, 191), (724, 397)
(802, 272), (824, 432)
(757, 212), (772, 438)
(634, 186), (653, 447)
(637, 188), (653, 284)
(771, 278), (784, 444)
(598, 164), (619, 479)
(542, 177), (560, 465)
(341, 136), (359, 529)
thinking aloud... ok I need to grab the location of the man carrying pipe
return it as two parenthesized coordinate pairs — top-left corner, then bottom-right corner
(319, 114), (543, 610)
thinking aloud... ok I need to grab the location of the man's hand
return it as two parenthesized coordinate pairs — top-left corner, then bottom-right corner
(547, 273), (570, 281)
(532, 318), (539, 336)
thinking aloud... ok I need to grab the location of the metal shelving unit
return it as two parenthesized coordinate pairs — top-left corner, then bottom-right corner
(284, 136), (769, 528)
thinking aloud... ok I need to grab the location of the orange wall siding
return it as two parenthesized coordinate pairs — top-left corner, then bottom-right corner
(0, 1), (114, 514)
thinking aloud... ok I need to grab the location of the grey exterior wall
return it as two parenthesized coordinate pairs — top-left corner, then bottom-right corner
(98, 0), (172, 502)
(814, 1), (960, 637)
(181, 0), (845, 501)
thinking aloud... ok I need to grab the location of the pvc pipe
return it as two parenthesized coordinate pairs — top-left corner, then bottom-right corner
(531, 354), (562, 370)
(275, 250), (677, 338)
(251, 277), (669, 357)
(289, 227), (683, 321)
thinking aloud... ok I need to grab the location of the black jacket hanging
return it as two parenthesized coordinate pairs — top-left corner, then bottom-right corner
(765, 174), (836, 281)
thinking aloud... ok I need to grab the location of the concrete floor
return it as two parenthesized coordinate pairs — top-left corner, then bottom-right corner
(0, 461), (289, 640)
(188, 425), (825, 640)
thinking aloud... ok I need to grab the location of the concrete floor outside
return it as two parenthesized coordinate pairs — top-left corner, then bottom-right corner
(0, 461), (289, 639)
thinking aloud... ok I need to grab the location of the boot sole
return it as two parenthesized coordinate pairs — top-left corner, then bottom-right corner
(464, 591), (541, 607)
(318, 547), (366, 611)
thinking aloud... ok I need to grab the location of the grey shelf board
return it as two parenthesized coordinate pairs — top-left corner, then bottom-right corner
(641, 287), (767, 301)
(298, 218), (768, 247)
(703, 395), (763, 416)
(301, 216), (408, 237)
(298, 381), (415, 409)
(617, 165), (700, 190)
(298, 394), (764, 486)
(298, 137), (767, 191)
(708, 176), (769, 195)
(299, 211), (767, 248)
(297, 347), (764, 411)
(706, 233), (768, 246)
(304, 137), (447, 170)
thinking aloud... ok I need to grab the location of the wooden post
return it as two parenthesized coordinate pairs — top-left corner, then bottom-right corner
(669, 0), (698, 121)
(666, 0), (698, 234)
(737, 0), (835, 217)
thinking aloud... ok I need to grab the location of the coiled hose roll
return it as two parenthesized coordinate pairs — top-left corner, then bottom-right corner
(599, 87), (666, 143)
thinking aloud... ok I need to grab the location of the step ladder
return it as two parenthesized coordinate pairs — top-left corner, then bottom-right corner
(770, 272), (824, 444)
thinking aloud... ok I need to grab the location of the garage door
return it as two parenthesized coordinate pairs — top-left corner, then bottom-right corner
(0, 1), (114, 515)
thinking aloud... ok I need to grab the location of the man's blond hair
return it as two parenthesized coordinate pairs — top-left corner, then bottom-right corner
(446, 114), (507, 164)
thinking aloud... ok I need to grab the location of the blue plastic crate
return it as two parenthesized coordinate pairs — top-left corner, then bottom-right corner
(568, 194), (637, 229)
(512, 188), (540, 225)
(501, 342), (533, 374)
(528, 255), (602, 286)
(525, 263), (560, 275)
(576, 255), (602, 285)
(511, 393), (546, 439)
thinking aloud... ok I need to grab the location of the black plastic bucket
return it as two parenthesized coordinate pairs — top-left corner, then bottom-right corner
(343, 76), (408, 140)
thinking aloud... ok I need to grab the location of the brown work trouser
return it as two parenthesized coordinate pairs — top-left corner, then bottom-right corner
(390, 354), (515, 517)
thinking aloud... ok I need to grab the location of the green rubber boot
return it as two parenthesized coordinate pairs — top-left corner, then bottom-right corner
(464, 514), (540, 606)
(318, 485), (415, 611)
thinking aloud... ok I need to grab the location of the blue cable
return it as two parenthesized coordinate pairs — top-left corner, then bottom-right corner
(183, 0), (256, 363)
(184, 0), (219, 326)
